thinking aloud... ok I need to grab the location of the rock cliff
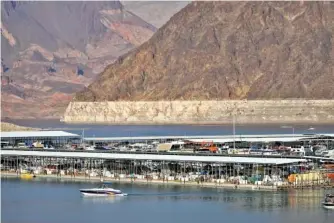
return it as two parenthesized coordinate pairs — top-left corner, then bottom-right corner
(63, 100), (334, 124)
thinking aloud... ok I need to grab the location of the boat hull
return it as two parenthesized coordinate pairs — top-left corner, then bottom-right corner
(80, 189), (127, 197)
(322, 203), (334, 210)
(81, 192), (127, 197)
(20, 174), (35, 180)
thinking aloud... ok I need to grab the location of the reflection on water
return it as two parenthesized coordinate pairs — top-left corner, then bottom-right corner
(287, 189), (329, 210)
(126, 190), (327, 211)
(81, 196), (126, 204)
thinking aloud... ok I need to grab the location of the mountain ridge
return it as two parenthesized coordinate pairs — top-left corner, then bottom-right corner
(74, 1), (334, 102)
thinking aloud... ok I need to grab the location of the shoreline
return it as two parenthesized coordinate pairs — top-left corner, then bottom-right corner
(4, 119), (334, 129)
(1, 172), (277, 192)
(62, 120), (334, 125)
(0, 122), (41, 131)
(5, 118), (334, 126)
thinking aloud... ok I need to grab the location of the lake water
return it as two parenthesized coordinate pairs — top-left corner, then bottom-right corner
(1, 178), (333, 223)
(6, 119), (334, 137)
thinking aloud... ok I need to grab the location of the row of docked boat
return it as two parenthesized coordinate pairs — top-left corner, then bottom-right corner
(3, 138), (333, 158)
(64, 141), (333, 157)
(2, 141), (56, 150)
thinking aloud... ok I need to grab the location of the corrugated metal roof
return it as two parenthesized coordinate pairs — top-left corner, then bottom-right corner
(0, 131), (80, 138)
(0, 150), (306, 165)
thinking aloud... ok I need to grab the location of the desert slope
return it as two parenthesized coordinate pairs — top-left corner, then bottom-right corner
(1, 1), (187, 119)
(0, 122), (40, 131)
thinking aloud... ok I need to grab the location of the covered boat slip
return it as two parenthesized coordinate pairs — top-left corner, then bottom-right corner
(1, 149), (306, 165)
(0, 131), (81, 148)
(1, 131), (333, 151)
(2, 150), (333, 189)
(83, 133), (334, 144)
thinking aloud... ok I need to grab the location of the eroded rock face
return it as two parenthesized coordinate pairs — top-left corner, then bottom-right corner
(63, 100), (334, 124)
(75, 1), (334, 102)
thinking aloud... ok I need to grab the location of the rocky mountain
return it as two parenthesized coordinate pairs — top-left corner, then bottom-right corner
(75, 1), (334, 103)
(1, 1), (188, 119)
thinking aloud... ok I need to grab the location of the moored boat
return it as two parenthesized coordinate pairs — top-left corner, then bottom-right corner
(80, 183), (127, 197)
(322, 194), (334, 210)
(20, 173), (35, 180)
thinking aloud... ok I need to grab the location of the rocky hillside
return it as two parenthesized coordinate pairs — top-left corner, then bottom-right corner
(75, 1), (334, 102)
(1, 1), (188, 119)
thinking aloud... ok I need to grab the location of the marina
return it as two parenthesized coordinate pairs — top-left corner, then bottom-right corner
(1, 127), (334, 223)
(2, 123), (333, 223)
(1, 130), (334, 191)
(2, 1), (334, 222)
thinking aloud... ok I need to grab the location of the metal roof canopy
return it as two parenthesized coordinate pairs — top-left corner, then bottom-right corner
(84, 134), (307, 141)
(0, 131), (80, 138)
(304, 156), (334, 160)
(84, 133), (334, 143)
(1, 150), (306, 165)
(188, 137), (309, 143)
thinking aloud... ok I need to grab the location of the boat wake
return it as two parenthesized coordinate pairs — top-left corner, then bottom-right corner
(81, 196), (126, 204)
(127, 192), (186, 197)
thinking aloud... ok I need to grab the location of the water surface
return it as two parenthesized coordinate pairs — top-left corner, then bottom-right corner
(1, 178), (333, 223)
(6, 119), (334, 137)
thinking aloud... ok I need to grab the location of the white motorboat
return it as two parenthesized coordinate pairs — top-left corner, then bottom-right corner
(44, 145), (55, 150)
(322, 194), (334, 210)
(80, 183), (127, 197)
(83, 145), (95, 151)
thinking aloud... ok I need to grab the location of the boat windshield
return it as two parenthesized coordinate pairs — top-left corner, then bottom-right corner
(324, 194), (334, 203)
(325, 197), (334, 202)
(99, 184), (111, 189)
